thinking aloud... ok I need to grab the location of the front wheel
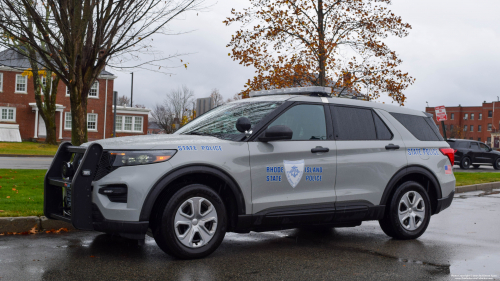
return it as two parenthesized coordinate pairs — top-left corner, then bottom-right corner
(379, 181), (431, 240)
(153, 184), (227, 259)
(493, 158), (500, 170)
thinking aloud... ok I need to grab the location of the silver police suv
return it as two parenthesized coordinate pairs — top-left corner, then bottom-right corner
(45, 87), (455, 259)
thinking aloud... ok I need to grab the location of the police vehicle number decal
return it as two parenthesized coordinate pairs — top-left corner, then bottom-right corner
(407, 148), (439, 156)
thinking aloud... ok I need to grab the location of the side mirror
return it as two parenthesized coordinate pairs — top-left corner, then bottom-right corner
(258, 125), (293, 142)
(236, 117), (251, 133)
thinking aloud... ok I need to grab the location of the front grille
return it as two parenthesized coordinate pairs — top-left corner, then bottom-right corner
(93, 152), (118, 181)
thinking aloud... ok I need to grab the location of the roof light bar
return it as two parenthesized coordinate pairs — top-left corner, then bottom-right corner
(249, 86), (332, 98)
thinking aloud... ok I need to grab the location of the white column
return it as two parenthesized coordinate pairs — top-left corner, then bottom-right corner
(59, 110), (63, 139)
(34, 108), (38, 138)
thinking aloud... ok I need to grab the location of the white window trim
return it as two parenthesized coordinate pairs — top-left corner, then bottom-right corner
(87, 113), (98, 132)
(15, 74), (27, 94)
(64, 112), (72, 130)
(88, 81), (99, 99)
(0, 106), (16, 122)
(0, 73), (3, 92)
(66, 81), (99, 98)
(116, 115), (143, 133)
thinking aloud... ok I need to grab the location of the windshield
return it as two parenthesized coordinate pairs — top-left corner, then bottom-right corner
(175, 101), (283, 139)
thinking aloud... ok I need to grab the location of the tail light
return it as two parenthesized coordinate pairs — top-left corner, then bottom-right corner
(440, 148), (455, 164)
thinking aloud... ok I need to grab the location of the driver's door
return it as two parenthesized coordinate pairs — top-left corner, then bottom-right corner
(249, 103), (337, 213)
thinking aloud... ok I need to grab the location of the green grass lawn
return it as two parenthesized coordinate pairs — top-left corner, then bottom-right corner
(0, 169), (498, 217)
(0, 169), (46, 217)
(0, 141), (58, 156)
(454, 172), (500, 186)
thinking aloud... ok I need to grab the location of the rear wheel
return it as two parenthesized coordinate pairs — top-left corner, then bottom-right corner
(473, 164), (480, 169)
(493, 158), (500, 170)
(460, 157), (471, 169)
(153, 184), (227, 259)
(379, 181), (431, 240)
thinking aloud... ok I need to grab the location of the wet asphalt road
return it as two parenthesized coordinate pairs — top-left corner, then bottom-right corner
(1, 190), (500, 281)
(0, 157), (53, 170)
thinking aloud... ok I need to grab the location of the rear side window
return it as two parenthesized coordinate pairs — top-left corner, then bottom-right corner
(470, 142), (480, 150)
(390, 113), (444, 141)
(373, 112), (393, 140)
(447, 141), (456, 148)
(457, 142), (469, 149)
(333, 106), (393, 140)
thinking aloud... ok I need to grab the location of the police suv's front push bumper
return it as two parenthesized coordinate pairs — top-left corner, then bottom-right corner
(44, 142), (148, 239)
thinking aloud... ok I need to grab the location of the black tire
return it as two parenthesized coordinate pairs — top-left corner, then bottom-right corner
(460, 157), (471, 169)
(473, 164), (480, 169)
(153, 184), (227, 259)
(378, 181), (431, 240)
(494, 158), (500, 170)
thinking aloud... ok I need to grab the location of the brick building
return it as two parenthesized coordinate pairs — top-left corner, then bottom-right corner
(425, 101), (500, 148)
(0, 49), (149, 142)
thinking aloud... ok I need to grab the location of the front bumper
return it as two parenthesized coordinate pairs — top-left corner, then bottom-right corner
(44, 142), (149, 238)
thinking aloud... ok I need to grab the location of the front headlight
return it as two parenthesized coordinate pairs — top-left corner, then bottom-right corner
(109, 150), (176, 167)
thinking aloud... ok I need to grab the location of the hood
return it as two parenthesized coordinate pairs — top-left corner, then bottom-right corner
(82, 134), (229, 150)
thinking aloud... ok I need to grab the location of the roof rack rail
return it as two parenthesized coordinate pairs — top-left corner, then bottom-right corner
(249, 86), (332, 98)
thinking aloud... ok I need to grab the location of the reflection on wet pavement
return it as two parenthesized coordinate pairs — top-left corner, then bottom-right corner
(0, 190), (499, 280)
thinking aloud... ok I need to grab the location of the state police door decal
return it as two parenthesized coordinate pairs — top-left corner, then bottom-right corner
(283, 160), (305, 188)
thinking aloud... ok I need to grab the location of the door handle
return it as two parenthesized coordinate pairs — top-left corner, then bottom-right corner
(385, 144), (400, 150)
(311, 146), (329, 153)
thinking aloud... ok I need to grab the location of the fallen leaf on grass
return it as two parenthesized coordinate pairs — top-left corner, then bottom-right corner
(0, 210), (4, 212)
(6, 196), (10, 198)
(90, 255), (95, 258)
(12, 188), (16, 191)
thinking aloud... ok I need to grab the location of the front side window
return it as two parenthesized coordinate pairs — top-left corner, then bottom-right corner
(479, 143), (489, 151)
(268, 104), (326, 141)
(471, 142), (479, 150)
(16, 74), (27, 92)
(176, 101), (284, 139)
(0, 107), (15, 121)
(64, 112), (72, 129)
(87, 113), (97, 130)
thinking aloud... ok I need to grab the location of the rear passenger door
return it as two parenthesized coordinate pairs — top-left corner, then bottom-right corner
(331, 106), (407, 206)
(470, 142), (485, 163)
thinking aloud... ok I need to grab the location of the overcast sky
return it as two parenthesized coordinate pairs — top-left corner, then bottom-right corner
(111, 0), (500, 112)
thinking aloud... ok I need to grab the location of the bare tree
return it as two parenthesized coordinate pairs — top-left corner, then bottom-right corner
(166, 85), (195, 121)
(117, 95), (131, 106)
(0, 0), (204, 145)
(150, 104), (175, 134)
(210, 88), (224, 107)
(226, 93), (243, 103)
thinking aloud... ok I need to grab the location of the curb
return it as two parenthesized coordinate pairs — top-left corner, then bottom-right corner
(455, 181), (500, 193)
(0, 154), (54, 158)
(0, 216), (75, 234)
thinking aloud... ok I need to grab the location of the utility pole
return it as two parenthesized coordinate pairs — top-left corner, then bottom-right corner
(113, 91), (118, 137)
(130, 72), (134, 107)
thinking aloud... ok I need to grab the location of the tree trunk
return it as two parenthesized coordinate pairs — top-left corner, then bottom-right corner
(317, 0), (326, 87)
(69, 83), (89, 146)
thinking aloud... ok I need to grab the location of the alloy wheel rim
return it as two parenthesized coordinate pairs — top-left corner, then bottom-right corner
(398, 191), (425, 231)
(174, 197), (218, 248)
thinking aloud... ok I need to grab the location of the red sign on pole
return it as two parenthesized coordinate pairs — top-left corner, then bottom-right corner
(435, 105), (447, 122)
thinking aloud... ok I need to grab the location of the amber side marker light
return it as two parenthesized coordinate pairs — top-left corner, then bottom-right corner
(154, 156), (172, 162)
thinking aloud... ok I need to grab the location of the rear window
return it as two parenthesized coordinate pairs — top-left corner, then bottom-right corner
(390, 113), (444, 141)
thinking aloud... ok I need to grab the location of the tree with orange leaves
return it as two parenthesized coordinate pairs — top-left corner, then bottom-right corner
(224, 0), (415, 104)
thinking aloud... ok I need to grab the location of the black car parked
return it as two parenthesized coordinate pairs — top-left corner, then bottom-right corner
(447, 139), (500, 169)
